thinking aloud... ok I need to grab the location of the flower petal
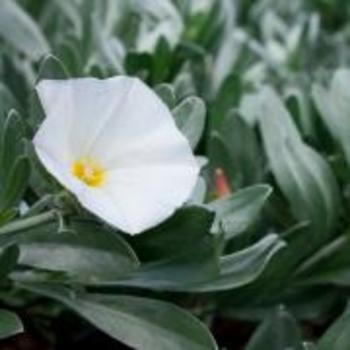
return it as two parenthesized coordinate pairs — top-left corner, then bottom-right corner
(74, 164), (198, 235)
(33, 144), (85, 198)
(35, 77), (135, 160)
(90, 78), (195, 171)
(99, 164), (198, 234)
(34, 80), (87, 197)
(34, 80), (74, 165)
(66, 77), (134, 158)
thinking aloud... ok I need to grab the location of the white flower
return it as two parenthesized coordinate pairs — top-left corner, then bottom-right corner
(33, 76), (199, 235)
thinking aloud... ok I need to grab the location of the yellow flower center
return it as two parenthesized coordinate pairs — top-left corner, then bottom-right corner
(71, 157), (105, 187)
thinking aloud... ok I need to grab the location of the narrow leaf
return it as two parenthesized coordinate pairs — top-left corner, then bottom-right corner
(207, 185), (272, 239)
(0, 309), (23, 340)
(191, 234), (285, 292)
(312, 69), (350, 167)
(18, 220), (139, 283)
(318, 303), (350, 350)
(246, 306), (304, 350)
(1, 156), (30, 212)
(0, 244), (19, 281)
(172, 96), (206, 149)
(0, 0), (49, 60)
(256, 87), (340, 239)
(18, 283), (218, 350)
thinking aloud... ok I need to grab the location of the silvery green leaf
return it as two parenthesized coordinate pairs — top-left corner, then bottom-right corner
(191, 234), (285, 292)
(1, 156), (30, 212)
(0, 0), (49, 60)
(18, 220), (139, 283)
(246, 306), (304, 350)
(133, 0), (183, 53)
(207, 185), (272, 239)
(0, 110), (29, 213)
(211, 30), (243, 95)
(216, 110), (263, 188)
(318, 303), (350, 350)
(304, 342), (318, 350)
(0, 83), (20, 116)
(312, 68), (350, 168)
(172, 96), (206, 149)
(154, 83), (176, 109)
(0, 245), (19, 281)
(188, 177), (207, 205)
(18, 283), (218, 350)
(256, 87), (340, 239)
(0, 309), (23, 340)
(285, 86), (315, 140)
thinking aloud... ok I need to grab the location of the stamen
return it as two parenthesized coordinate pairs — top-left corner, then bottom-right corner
(71, 157), (105, 187)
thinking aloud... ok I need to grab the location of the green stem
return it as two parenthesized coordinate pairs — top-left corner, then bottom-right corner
(23, 194), (55, 218)
(0, 210), (56, 236)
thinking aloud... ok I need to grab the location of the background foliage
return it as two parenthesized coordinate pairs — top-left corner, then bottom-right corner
(1, 0), (350, 349)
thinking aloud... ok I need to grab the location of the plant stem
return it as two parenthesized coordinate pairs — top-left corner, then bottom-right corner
(0, 210), (56, 236)
(23, 194), (55, 218)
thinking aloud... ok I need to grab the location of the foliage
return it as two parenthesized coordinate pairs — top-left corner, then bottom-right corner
(1, 0), (350, 348)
